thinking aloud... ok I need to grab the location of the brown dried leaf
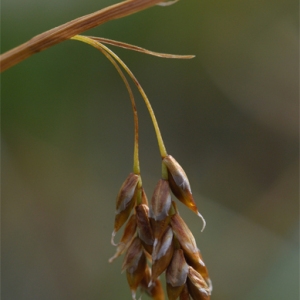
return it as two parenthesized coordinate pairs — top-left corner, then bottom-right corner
(88, 36), (195, 59)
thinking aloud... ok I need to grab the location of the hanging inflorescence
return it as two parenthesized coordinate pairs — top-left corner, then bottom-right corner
(72, 35), (212, 300)
(110, 156), (212, 300)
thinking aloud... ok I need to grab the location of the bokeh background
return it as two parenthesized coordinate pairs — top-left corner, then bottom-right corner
(1, 0), (299, 299)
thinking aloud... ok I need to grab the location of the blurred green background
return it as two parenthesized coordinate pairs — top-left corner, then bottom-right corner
(1, 0), (299, 299)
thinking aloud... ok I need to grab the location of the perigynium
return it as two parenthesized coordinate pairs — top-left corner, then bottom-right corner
(72, 35), (212, 300)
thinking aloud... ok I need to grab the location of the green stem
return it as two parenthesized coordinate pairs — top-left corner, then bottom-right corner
(161, 162), (168, 180)
(78, 36), (168, 158)
(71, 35), (140, 174)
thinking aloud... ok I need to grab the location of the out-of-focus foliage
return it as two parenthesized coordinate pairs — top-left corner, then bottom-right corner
(2, 0), (298, 299)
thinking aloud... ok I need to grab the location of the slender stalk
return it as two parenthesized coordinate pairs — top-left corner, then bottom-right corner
(71, 35), (140, 174)
(0, 0), (164, 72)
(75, 36), (168, 158)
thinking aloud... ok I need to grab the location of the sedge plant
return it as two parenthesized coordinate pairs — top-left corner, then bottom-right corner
(1, 1), (212, 299)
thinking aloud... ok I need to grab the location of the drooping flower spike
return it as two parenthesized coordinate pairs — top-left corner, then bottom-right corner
(71, 35), (211, 299)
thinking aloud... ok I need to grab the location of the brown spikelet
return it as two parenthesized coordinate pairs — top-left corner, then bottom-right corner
(149, 179), (172, 242)
(166, 249), (189, 300)
(150, 179), (172, 221)
(187, 266), (210, 300)
(109, 214), (137, 263)
(136, 204), (154, 254)
(185, 252), (211, 292)
(170, 213), (199, 259)
(163, 155), (206, 231)
(140, 266), (165, 300)
(112, 173), (140, 244)
(122, 237), (147, 299)
(151, 226), (174, 283)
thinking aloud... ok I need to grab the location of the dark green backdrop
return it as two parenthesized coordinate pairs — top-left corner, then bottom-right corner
(2, 0), (299, 299)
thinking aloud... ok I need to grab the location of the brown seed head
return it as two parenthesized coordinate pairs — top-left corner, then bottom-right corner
(166, 249), (189, 300)
(187, 266), (210, 300)
(163, 155), (206, 231)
